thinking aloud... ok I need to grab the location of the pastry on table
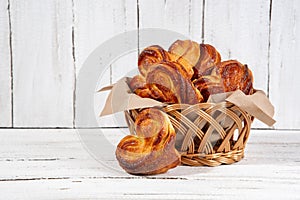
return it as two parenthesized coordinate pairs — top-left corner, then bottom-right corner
(116, 108), (181, 175)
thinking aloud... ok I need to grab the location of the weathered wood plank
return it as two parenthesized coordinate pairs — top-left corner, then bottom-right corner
(74, 0), (137, 127)
(0, 129), (299, 199)
(109, 0), (138, 127)
(189, 0), (203, 42)
(105, 0), (199, 128)
(11, 0), (74, 127)
(269, 0), (300, 129)
(74, 0), (137, 73)
(0, 0), (12, 127)
(111, 0), (138, 83)
(138, 0), (191, 49)
(0, 176), (299, 199)
(204, 0), (271, 128)
(110, 0), (138, 83)
(0, 129), (299, 179)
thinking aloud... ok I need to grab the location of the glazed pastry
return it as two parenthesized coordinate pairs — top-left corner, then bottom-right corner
(138, 45), (171, 77)
(193, 67), (225, 101)
(168, 40), (200, 79)
(194, 60), (254, 101)
(146, 62), (203, 104)
(129, 75), (152, 99)
(116, 108), (181, 175)
(194, 44), (221, 77)
(129, 74), (147, 92)
(217, 60), (254, 95)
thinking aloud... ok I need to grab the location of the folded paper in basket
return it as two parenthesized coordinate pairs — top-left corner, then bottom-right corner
(99, 77), (275, 127)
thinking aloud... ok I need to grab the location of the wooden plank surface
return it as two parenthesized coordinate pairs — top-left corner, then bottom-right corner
(269, 0), (300, 129)
(0, 0), (12, 127)
(138, 0), (191, 49)
(109, 0), (138, 127)
(110, 0), (138, 83)
(74, 0), (137, 128)
(204, 0), (271, 129)
(0, 129), (299, 199)
(204, 0), (270, 91)
(0, 0), (298, 129)
(189, 0), (203, 42)
(11, 0), (74, 127)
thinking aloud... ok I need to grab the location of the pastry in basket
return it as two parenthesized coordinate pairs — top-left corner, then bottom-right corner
(138, 45), (171, 77)
(129, 74), (152, 99)
(194, 60), (254, 101)
(146, 61), (203, 104)
(116, 108), (181, 175)
(130, 61), (203, 104)
(217, 60), (254, 95)
(193, 67), (225, 101)
(194, 44), (221, 77)
(168, 39), (200, 79)
(105, 39), (276, 175)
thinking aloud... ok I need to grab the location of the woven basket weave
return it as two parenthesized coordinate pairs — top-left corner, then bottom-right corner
(124, 101), (253, 167)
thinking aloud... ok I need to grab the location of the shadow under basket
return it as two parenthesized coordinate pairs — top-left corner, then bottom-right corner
(124, 101), (253, 167)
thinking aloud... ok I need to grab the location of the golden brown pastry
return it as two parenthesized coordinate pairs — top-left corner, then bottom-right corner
(146, 62), (203, 104)
(194, 44), (221, 77)
(129, 74), (146, 91)
(193, 67), (225, 101)
(168, 40), (200, 79)
(138, 45), (171, 77)
(129, 75), (152, 99)
(132, 42), (253, 104)
(217, 60), (254, 95)
(194, 60), (254, 101)
(116, 108), (181, 175)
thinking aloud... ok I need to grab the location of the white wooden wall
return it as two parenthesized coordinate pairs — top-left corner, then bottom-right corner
(0, 0), (299, 130)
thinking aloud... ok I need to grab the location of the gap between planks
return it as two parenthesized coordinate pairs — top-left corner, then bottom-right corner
(7, 0), (13, 128)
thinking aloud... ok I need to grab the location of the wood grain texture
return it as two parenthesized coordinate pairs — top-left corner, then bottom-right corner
(74, 0), (136, 73)
(0, 129), (299, 199)
(74, 0), (137, 127)
(109, 0), (138, 127)
(204, 0), (271, 128)
(74, 0), (110, 128)
(269, 0), (300, 129)
(0, 0), (12, 127)
(138, 0), (191, 49)
(189, 0), (203, 42)
(204, 0), (270, 91)
(0, 0), (298, 129)
(11, 0), (74, 127)
(110, 0), (138, 84)
(109, 51), (138, 128)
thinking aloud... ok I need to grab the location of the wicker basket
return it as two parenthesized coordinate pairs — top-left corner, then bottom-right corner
(124, 101), (253, 167)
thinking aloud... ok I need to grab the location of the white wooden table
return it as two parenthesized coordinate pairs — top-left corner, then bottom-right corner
(1, 129), (299, 199)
